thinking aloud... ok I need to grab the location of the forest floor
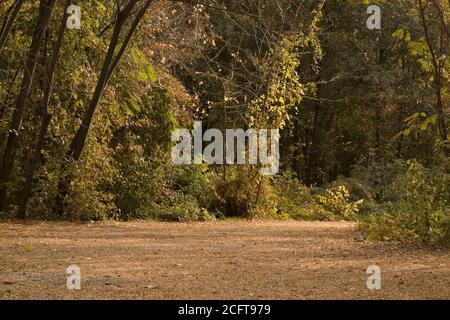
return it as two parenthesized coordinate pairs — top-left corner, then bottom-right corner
(0, 220), (448, 300)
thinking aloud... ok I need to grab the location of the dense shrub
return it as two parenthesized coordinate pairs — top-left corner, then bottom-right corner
(317, 185), (364, 220)
(350, 160), (409, 202)
(272, 170), (362, 221)
(172, 164), (216, 211)
(272, 169), (320, 220)
(214, 167), (259, 218)
(359, 160), (450, 245)
(151, 192), (215, 222)
(108, 88), (175, 220)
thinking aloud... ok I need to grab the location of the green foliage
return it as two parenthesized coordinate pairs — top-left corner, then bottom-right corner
(317, 185), (364, 220)
(213, 167), (258, 218)
(64, 159), (118, 222)
(359, 160), (450, 244)
(108, 88), (175, 220)
(173, 164), (215, 211)
(271, 170), (359, 221)
(151, 192), (215, 222)
(249, 34), (305, 129)
(350, 160), (409, 202)
(272, 169), (316, 220)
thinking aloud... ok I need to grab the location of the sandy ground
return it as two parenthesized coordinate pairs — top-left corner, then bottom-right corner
(0, 220), (448, 300)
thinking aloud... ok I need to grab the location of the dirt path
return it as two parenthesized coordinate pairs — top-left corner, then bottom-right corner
(0, 221), (448, 300)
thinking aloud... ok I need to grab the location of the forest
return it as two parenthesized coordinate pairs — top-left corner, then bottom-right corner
(0, 0), (449, 245)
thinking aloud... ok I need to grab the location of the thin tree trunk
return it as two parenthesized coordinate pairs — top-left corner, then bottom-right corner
(0, 0), (25, 51)
(374, 30), (386, 157)
(0, 0), (56, 213)
(252, 175), (263, 219)
(434, 26), (448, 148)
(0, 65), (21, 120)
(293, 119), (303, 179)
(418, 0), (449, 155)
(17, 0), (71, 219)
(18, 114), (51, 219)
(307, 103), (320, 186)
(396, 103), (405, 159)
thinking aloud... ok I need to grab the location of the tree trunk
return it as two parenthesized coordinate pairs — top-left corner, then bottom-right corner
(418, 0), (449, 156)
(18, 113), (51, 219)
(17, 0), (71, 219)
(67, 0), (151, 161)
(0, 0), (25, 51)
(307, 103), (320, 186)
(54, 0), (152, 216)
(0, 0), (56, 213)
(0, 65), (20, 120)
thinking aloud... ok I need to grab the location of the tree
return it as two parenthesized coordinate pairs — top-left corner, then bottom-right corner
(0, 0), (57, 213)
(54, 0), (152, 216)
(17, 0), (72, 219)
(417, 0), (449, 155)
(0, 0), (25, 51)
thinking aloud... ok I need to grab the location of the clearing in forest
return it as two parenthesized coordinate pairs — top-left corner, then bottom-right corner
(0, 221), (448, 300)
